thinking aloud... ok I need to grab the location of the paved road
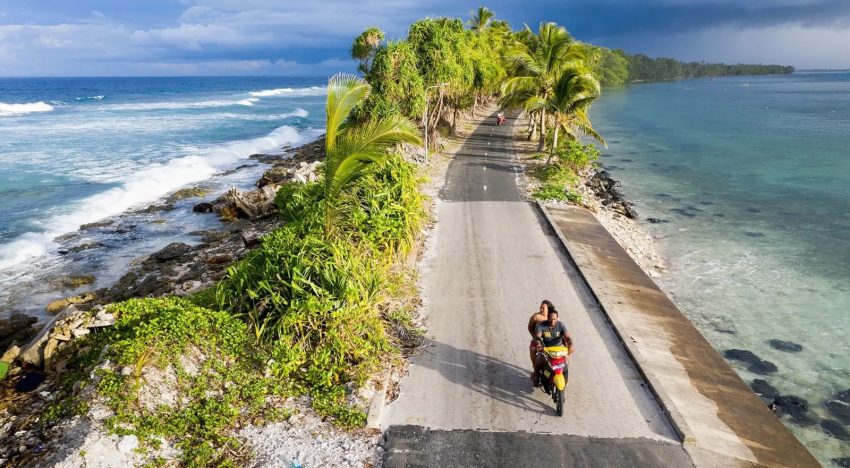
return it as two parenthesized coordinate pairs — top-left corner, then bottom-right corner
(381, 112), (688, 466)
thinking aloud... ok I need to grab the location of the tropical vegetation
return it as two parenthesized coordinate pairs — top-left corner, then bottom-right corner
(30, 6), (798, 467)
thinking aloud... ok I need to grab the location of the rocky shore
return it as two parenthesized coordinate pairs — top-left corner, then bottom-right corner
(0, 137), (355, 466)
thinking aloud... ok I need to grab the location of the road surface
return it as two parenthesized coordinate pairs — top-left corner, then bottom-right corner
(380, 112), (689, 467)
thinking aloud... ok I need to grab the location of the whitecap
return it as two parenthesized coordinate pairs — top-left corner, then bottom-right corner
(75, 95), (105, 101)
(0, 101), (55, 117)
(249, 86), (326, 97)
(104, 97), (259, 111)
(0, 124), (313, 272)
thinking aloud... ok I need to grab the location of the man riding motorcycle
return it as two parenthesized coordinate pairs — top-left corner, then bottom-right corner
(533, 308), (574, 387)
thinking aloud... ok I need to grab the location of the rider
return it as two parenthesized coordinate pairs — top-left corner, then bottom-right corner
(532, 308), (574, 387)
(528, 300), (553, 379)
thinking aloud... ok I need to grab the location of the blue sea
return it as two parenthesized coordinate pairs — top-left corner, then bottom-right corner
(0, 77), (327, 317)
(591, 71), (850, 464)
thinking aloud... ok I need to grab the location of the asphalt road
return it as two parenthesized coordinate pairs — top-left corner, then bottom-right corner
(380, 112), (690, 467)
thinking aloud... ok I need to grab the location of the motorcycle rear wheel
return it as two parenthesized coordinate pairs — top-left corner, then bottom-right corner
(555, 389), (564, 416)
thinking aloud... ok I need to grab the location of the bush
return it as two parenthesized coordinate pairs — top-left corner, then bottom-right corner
(51, 297), (271, 466)
(214, 153), (425, 421)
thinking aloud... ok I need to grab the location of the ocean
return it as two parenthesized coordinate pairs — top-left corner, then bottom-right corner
(591, 71), (850, 464)
(0, 77), (327, 318)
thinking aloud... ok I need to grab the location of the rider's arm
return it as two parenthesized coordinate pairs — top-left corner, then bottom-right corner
(563, 331), (574, 354)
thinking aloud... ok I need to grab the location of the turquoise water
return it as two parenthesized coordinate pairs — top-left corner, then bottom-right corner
(591, 71), (850, 464)
(0, 77), (326, 316)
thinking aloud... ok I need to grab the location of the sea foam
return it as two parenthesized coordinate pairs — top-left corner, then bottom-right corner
(249, 86), (326, 97)
(0, 101), (55, 117)
(0, 125), (309, 272)
(104, 97), (259, 111)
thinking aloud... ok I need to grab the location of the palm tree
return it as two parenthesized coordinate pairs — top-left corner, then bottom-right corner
(544, 66), (605, 164)
(469, 7), (495, 33)
(500, 22), (587, 150)
(323, 74), (422, 236)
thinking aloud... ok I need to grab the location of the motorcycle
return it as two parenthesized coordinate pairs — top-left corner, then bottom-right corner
(536, 345), (569, 416)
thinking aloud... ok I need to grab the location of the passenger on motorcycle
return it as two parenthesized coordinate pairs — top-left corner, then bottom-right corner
(532, 309), (574, 387)
(528, 300), (553, 370)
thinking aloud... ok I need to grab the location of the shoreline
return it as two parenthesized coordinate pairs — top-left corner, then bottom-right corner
(512, 114), (667, 281)
(0, 103), (484, 466)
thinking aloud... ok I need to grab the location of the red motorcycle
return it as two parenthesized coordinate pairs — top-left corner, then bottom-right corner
(536, 345), (569, 416)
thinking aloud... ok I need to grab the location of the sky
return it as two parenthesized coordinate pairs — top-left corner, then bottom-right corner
(0, 0), (848, 76)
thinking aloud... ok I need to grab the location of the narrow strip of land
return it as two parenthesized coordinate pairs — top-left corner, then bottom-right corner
(380, 111), (686, 466)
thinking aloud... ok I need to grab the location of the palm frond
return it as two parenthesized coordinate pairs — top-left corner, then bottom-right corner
(325, 74), (370, 152)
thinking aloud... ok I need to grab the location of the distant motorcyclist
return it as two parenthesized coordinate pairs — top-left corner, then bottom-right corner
(533, 309), (574, 387)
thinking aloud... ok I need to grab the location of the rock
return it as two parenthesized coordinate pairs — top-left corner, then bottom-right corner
(71, 328), (90, 338)
(750, 379), (779, 401)
(14, 371), (45, 392)
(723, 349), (778, 374)
(46, 292), (97, 314)
(743, 231), (766, 238)
(0, 314), (39, 351)
(43, 339), (58, 364)
(833, 457), (850, 468)
(646, 218), (668, 224)
(192, 202), (214, 213)
(167, 187), (210, 203)
(59, 242), (106, 255)
(836, 389), (850, 403)
(825, 400), (850, 425)
(1, 345), (21, 362)
(206, 255), (233, 266)
(767, 339), (803, 353)
(80, 221), (113, 230)
(821, 419), (850, 441)
(117, 434), (139, 453)
(54, 274), (96, 289)
(120, 366), (133, 376)
(143, 203), (175, 213)
(242, 230), (263, 248)
(151, 242), (191, 262)
(771, 395), (817, 426)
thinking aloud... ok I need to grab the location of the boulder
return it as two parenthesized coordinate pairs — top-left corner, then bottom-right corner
(192, 202), (214, 213)
(79, 221), (113, 230)
(836, 388), (850, 403)
(167, 186), (210, 203)
(206, 255), (233, 266)
(242, 230), (263, 248)
(1, 345), (21, 362)
(46, 292), (97, 314)
(767, 339), (803, 353)
(821, 419), (850, 441)
(826, 400), (850, 425)
(151, 242), (191, 262)
(723, 349), (778, 374)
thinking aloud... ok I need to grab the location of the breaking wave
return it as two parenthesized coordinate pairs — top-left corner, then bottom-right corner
(0, 101), (55, 117)
(249, 86), (326, 97)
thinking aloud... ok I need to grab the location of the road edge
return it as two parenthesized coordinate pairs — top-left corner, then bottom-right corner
(533, 200), (692, 443)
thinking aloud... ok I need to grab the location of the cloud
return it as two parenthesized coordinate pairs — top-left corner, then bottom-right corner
(0, 0), (848, 75)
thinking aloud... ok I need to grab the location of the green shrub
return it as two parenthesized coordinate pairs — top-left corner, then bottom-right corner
(214, 153), (424, 421)
(48, 297), (271, 466)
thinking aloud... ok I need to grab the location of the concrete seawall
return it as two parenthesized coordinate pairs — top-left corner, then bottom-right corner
(536, 202), (819, 468)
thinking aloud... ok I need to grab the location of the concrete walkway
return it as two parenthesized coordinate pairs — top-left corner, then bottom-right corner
(380, 112), (688, 466)
(538, 203), (820, 468)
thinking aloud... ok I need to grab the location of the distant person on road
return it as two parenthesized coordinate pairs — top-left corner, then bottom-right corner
(532, 308), (574, 387)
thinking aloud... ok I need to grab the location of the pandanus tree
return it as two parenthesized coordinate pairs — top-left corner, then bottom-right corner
(500, 22), (587, 150)
(543, 66), (606, 164)
(323, 74), (422, 236)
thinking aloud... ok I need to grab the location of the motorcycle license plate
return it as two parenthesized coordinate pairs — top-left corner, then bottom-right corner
(552, 363), (565, 371)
